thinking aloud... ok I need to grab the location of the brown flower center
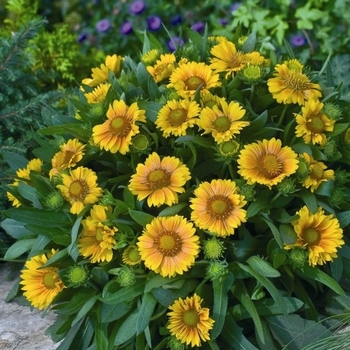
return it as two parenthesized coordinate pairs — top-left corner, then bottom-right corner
(147, 169), (171, 190)
(169, 108), (187, 126)
(306, 116), (324, 133)
(42, 269), (59, 289)
(69, 180), (89, 200)
(213, 116), (231, 132)
(285, 73), (312, 91)
(185, 76), (204, 90)
(303, 227), (320, 246)
(207, 195), (233, 219)
(310, 163), (324, 180)
(109, 116), (132, 137)
(155, 231), (182, 256)
(182, 309), (199, 327)
(259, 153), (282, 178)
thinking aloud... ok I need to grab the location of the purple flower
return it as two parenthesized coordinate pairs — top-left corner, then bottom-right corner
(290, 34), (306, 47)
(170, 14), (182, 26)
(120, 21), (133, 35)
(77, 32), (87, 43)
(167, 37), (184, 52)
(129, 0), (145, 14)
(96, 19), (111, 33)
(231, 2), (242, 12)
(219, 18), (228, 26)
(191, 22), (205, 32)
(147, 16), (162, 31)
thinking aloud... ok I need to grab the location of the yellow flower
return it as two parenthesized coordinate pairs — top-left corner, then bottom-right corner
(50, 138), (86, 177)
(167, 61), (221, 98)
(237, 138), (299, 189)
(20, 249), (65, 310)
(77, 205), (117, 263)
(209, 40), (245, 78)
(299, 152), (335, 192)
(190, 179), (247, 237)
(156, 99), (200, 137)
(243, 51), (270, 66)
(57, 166), (103, 214)
(122, 244), (142, 266)
(82, 54), (123, 87)
(285, 206), (344, 266)
(128, 152), (191, 207)
(141, 49), (160, 65)
(198, 99), (249, 144)
(137, 215), (200, 277)
(295, 99), (335, 146)
(92, 100), (146, 154)
(146, 53), (176, 83)
(84, 83), (111, 103)
(167, 293), (214, 347)
(267, 60), (322, 105)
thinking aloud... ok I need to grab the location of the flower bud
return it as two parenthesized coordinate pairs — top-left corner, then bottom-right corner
(203, 237), (225, 260)
(99, 189), (116, 206)
(277, 178), (296, 195)
(323, 139), (338, 159)
(240, 65), (264, 84)
(130, 133), (152, 155)
(239, 183), (256, 202)
(90, 103), (105, 118)
(329, 187), (345, 208)
(45, 191), (64, 210)
(288, 247), (308, 270)
(323, 102), (343, 120)
(217, 139), (241, 161)
(295, 157), (310, 181)
(141, 49), (160, 66)
(64, 265), (89, 287)
(335, 169), (350, 185)
(206, 260), (228, 280)
(116, 266), (136, 287)
(237, 35), (248, 48)
(122, 244), (142, 266)
(167, 336), (185, 350)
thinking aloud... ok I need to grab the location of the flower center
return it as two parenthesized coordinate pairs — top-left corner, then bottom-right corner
(260, 153), (282, 178)
(168, 108), (187, 126)
(96, 226), (104, 241)
(303, 227), (320, 246)
(42, 270), (59, 289)
(155, 231), (182, 256)
(109, 116), (132, 136)
(182, 309), (199, 327)
(310, 163), (324, 179)
(69, 180), (89, 200)
(285, 73), (311, 91)
(213, 116), (231, 132)
(127, 247), (141, 262)
(207, 195), (233, 219)
(185, 76), (204, 90)
(306, 116), (324, 133)
(147, 169), (171, 190)
(61, 150), (77, 164)
(69, 267), (88, 284)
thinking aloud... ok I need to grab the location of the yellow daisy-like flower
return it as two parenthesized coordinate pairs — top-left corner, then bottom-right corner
(209, 39), (245, 78)
(84, 83), (111, 104)
(137, 215), (200, 277)
(141, 49), (160, 65)
(155, 99), (200, 137)
(49, 138), (86, 178)
(190, 179), (247, 237)
(77, 205), (117, 263)
(122, 244), (142, 266)
(243, 51), (270, 67)
(295, 99), (335, 146)
(167, 293), (215, 347)
(299, 152), (335, 192)
(57, 166), (103, 214)
(128, 152), (191, 207)
(285, 206), (344, 266)
(267, 60), (322, 105)
(82, 54), (123, 87)
(92, 100), (146, 154)
(20, 249), (65, 310)
(146, 53), (176, 83)
(198, 99), (249, 144)
(237, 138), (299, 189)
(167, 61), (221, 98)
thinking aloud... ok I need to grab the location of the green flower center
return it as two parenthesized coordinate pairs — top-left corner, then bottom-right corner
(43, 270), (58, 289)
(310, 163), (324, 179)
(169, 108), (187, 126)
(156, 231), (182, 256)
(147, 169), (170, 190)
(182, 309), (199, 327)
(208, 195), (233, 219)
(260, 153), (281, 178)
(69, 267), (88, 284)
(132, 134), (149, 151)
(307, 116), (324, 133)
(110, 116), (131, 136)
(243, 65), (261, 80)
(96, 226), (104, 241)
(127, 247), (141, 263)
(185, 76), (204, 90)
(219, 140), (240, 156)
(69, 180), (88, 200)
(213, 116), (231, 132)
(303, 227), (320, 246)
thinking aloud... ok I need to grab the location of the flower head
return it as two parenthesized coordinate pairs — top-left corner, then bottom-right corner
(96, 19), (111, 33)
(146, 53), (176, 83)
(57, 166), (103, 214)
(147, 16), (162, 31)
(122, 244), (142, 266)
(198, 99), (248, 144)
(129, 0), (145, 14)
(167, 37), (184, 51)
(78, 205), (117, 263)
(190, 179), (247, 237)
(167, 293), (214, 347)
(137, 215), (200, 277)
(120, 21), (133, 35)
(168, 61), (221, 98)
(92, 100), (146, 154)
(128, 152), (191, 207)
(20, 249), (65, 310)
(285, 206), (344, 266)
(84, 83), (111, 104)
(295, 99), (335, 146)
(238, 138), (299, 188)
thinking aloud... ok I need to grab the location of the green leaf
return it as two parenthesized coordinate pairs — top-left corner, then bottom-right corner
(1, 151), (28, 171)
(114, 311), (138, 346)
(101, 279), (144, 304)
(68, 217), (82, 262)
(211, 272), (234, 340)
(3, 238), (36, 260)
(246, 256), (281, 278)
(128, 210), (154, 227)
(158, 202), (187, 216)
(136, 292), (157, 335)
(1, 218), (31, 239)
(295, 266), (345, 296)
(71, 296), (97, 326)
(260, 213), (283, 248)
(94, 321), (108, 350)
(100, 302), (131, 323)
(137, 101), (162, 123)
(242, 31), (256, 52)
(144, 274), (176, 293)
(39, 123), (89, 140)
(337, 210), (350, 228)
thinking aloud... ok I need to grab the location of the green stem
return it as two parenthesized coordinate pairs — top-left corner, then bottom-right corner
(277, 104), (289, 129)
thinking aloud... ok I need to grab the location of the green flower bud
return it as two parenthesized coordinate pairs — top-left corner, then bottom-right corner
(116, 266), (136, 287)
(217, 139), (241, 161)
(288, 247), (308, 270)
(240, 65), (264, 84)
(329, 187), (345, 208)
(237, 35), (248, 48)
(323, 102), (343, 120)
(90, 103), (105, 118)
(323, 139), (338, 159)
(277, 178), (296, 195)
(167, 336), (185, 350)
(203, 237), (225, 260)
(335, 169), (350, 185)
(64, 265), (89, 287)
(45, 191), (64, 210)
(239, 183), (256, 202)
(295, 157), (310, 181)
(206, 260), (228, 281)
(130, 133), (152, 155)
(344, 128), (350, 146)
(99, 189), (116, 206)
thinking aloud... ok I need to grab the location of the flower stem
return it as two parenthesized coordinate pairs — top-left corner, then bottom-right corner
(278, 104), (288, 129)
